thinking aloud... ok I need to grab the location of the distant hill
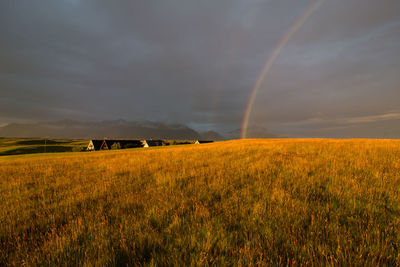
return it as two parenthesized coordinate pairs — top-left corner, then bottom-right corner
(0, 120), (225, 140)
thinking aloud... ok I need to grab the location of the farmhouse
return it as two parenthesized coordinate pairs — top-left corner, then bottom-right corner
(87, 140), (104, 151)
(87, 139), (143, 151)
(194, 140), (214, 144)
(141, 139), (164, 147)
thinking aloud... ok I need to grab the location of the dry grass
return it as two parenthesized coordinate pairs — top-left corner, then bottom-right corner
(0, 139), (400, 266)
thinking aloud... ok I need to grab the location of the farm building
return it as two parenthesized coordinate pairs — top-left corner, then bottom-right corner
(87, 140), (104, 151)
(87, 139), (143, 151)
(141, 140), (165, 147)
(194, 140), (214, 144)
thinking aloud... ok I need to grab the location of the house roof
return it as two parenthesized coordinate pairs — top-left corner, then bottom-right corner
(108, 140), (143, 148)
(195, 140), (214, 144)
(88, 139), (144, 150)
(143, 140), (164, 146)
(89, 140), (104, 150)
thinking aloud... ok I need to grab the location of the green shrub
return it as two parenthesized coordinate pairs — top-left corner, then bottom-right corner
(111, 142), (121, 150)
(72, 146), (85, 152)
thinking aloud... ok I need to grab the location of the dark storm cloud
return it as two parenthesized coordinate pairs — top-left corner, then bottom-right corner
(0, 0), (399, 137)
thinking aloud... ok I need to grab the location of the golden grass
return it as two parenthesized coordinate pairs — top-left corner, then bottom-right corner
(1, 139), (400, 266)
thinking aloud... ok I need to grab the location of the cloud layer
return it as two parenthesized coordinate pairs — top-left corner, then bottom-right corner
(0, 0), (399, 137)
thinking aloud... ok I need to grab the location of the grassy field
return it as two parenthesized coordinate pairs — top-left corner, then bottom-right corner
(0, 139), (399, 266)
(0, 138), (88, 156)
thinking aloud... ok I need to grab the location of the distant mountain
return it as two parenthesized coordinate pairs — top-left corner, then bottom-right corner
(228, 126), (278, 139)
(0, 120), (224, 140)
(200, 130), (225, 141)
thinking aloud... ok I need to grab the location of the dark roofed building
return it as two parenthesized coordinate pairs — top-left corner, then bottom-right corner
(114, 140), (144, 149)
(142, 139), (164, 147)
(194, 140), (214, 144)
(87, 139), (143, 151)
(87, 140), (104, 151)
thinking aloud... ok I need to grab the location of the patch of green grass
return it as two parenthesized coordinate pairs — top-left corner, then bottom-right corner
(0, 138), (87, 156)
(1, 145), (75, 155)
(15, 139), (71, 145)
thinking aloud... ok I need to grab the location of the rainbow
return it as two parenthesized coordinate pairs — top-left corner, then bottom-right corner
(241, 0), (325, 139)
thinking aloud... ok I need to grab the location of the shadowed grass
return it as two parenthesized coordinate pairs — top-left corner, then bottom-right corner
(0, 139), (87, 156)
(0, 139), (399, 265)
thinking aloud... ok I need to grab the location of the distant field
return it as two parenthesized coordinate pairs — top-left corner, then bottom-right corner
(0, 138), (88, 156)
(0, 139), (399, 265)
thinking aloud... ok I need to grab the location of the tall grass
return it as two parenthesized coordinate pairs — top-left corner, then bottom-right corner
(0, 139), (399, 265)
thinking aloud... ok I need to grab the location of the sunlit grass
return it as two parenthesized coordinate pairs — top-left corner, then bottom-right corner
(1, 139), (399, 265)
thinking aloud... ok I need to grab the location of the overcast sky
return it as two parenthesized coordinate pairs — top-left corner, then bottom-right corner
(0, 0), (399, 137)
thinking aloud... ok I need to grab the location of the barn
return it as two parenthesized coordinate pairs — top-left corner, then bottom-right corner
(141, 140), (164, 147)
(87, 139), (143, 151)
(87, 140), (104, 151)
(194, 140), (214, 144)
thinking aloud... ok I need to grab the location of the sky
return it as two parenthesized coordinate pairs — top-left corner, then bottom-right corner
(0, 0), (399, 138)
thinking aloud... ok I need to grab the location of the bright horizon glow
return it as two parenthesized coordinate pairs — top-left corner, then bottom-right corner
(241, 0), (325, 139)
